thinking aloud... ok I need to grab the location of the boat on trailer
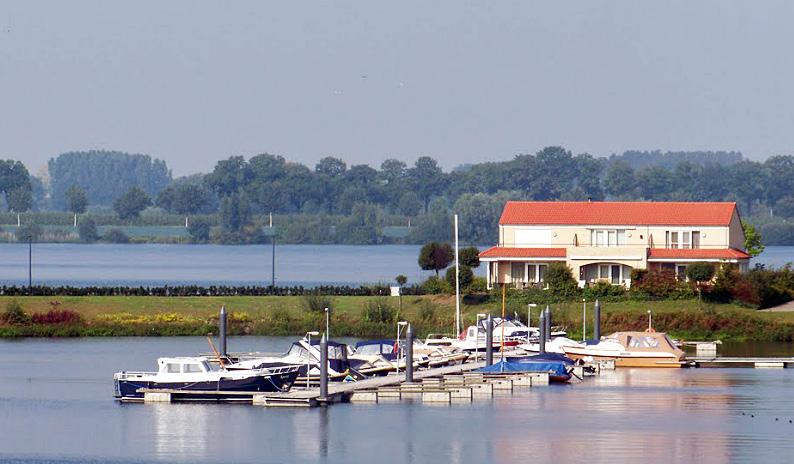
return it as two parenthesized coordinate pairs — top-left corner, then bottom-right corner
(562, 331), (687, 368)
(113, 357), (299, 401)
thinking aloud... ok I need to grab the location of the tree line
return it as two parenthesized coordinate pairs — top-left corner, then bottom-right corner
(2, 147), (794, 245)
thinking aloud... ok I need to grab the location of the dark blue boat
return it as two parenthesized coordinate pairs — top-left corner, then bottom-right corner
(479, 353), (574, 383)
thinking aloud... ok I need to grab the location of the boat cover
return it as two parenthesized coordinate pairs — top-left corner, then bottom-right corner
(478, 359), (569, 377)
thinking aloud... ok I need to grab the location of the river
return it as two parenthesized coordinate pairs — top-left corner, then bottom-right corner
(1, 337), (794, 463)
(0, 244), (791, 288)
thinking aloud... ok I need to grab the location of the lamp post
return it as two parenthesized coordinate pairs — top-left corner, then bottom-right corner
(305, 331), (320, 388)
(527, 303), (537, 343)
(582, 298), (587, 342)
(396, 321), (408, 375)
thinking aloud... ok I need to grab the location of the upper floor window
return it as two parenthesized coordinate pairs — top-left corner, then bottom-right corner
(665, 230), (700, 249)
(591, 229), (625, 247)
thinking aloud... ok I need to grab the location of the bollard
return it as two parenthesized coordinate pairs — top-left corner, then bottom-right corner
(485, 315), (494, 366)
(320, 333), (328, 400)
(546, 305), (551, 342)
(593, 299), (601, 342)
(539, 310), (546, 354)
(406, 324), (414, 383)
(219, 305), (227, 356)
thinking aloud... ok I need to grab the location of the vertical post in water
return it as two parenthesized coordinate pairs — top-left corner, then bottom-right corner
(544, 305), (551, 342)
(593, 299), (601, 341)
(539, 309), (546, 354)
(405, 324), (414, 383)
(271, 233), (276, 288)
(454, 214), (460, 336)
(485, 315), (494, 366)
(28, 235), (32, 293)
(219, 305), (227, 356)
(319, 333), (328, 400)
(582, 299), (587, 342)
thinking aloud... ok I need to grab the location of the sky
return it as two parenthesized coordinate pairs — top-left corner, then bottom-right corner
(1, 1), (793, 177)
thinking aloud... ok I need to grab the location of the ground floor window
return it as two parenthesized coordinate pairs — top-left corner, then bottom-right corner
(582, 263), (628, 285)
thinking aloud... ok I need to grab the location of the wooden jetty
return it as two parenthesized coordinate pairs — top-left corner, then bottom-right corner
(691, 357), (794, 368)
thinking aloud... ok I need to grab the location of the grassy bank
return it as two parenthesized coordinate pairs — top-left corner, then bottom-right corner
(3, 295), (794, 342)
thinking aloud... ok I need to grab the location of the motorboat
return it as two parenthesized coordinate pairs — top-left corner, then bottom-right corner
(480, 317), (530, 347)
(226, 337), (392, 381)
(519, 336), (585, 354)
(425, 325), (501, 352)
(561, 331), (687, 368)
(479, 353), (574, 383)
(353, 340), (431, 370)
(410, 339), (469, 367)
(113, 356), (299, 401)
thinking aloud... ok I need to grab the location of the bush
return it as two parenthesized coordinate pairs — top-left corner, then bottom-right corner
(78, 217), (99, 242)
(301, 293), (333, 313)
(544, 262), (579, 299)
(686, 262), (716, 283)
(422, 276), (451, 295)
(363, 297), (396, 323)
(103, 228), (130, 243)
(15, 224), (43, 242)
(418, 300), (437, 321)
(630, 269), (678, 299)
(188, 219), (211, 242)
(468, 277), (488, 294)
(583, 281), (626, 300)
(445, 265), (474, 290)
(31, 309), (83, 325)
(1, 300), (30, 325)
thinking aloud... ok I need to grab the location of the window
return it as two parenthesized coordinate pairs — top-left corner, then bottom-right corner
(676, 265), (687, 280)
(628, 336), (660, 348)
(692, 231), (700, 249)
(666, 230), (700, 249)
(538, 265), (547, 282)
(527, 265), (536, 283)
(599, 265), (610, 279)
(184, 363), (203, 373)
(511, 263), (525, 283)
(165, 363), (180, 373)
(591, 229), (625, 247)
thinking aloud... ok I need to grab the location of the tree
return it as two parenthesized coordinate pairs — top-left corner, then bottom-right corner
(204, 156), (251, 198)
(544, 262), (578, 298)
(743, 222), (765, 257)
(446, 265), (474, 289)
(603, 160), (637, 199)
(686, 262), (716, 304)
(418, 242), (454, 276)
(113, 187), (152, 221)
(157, 183), (215, 215)
(775, 196), (794, 219)
(188, 218), (211, 242)
(315, 156), (347, 177)
(408, 156), (446, 213)
(66, 185), (88, 214)
(219, 192), (252, 233)
(459, 246), (481, 268)
(398, 192), (422, 216)
(395, 275), (408, 286)
(103, 228), (130, 243)
(78, 217), (99, 242)
(6, 187), (32, 212)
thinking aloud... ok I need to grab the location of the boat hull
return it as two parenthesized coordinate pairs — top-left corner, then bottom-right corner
(563, 351), (684, 368)
(114, 371), (299, 400)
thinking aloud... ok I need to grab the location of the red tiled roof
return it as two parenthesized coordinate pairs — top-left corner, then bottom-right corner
(499, 201), (737, 226)
(648, 248), (751, 260)
(479, 246), (567, 259)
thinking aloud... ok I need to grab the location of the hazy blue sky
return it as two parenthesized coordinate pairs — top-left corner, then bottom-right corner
(1, 1), (792, 176)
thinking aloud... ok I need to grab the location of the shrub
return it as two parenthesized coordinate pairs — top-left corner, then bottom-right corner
(686, 262), (716, 283)
(544, 262), (579, 299)
(459, 247), (481, 268)
(445, 265), (474, 290)
(1, 300), (30, 325)
(583, 281), (626, 300)
(31, 309), (83, 325)
(363, 297), (396, 323)
(301, 293), (333, 313)
(188, 219), (211, 242)
(422, 276), (450, 295)
(418, 300), (437, 321)
(78, 217), (99, 242)
(103, 228), (130, 243)
(630, 269), (678, 299)
(468, 276), (488, 293)
(418, 242), (454, 277)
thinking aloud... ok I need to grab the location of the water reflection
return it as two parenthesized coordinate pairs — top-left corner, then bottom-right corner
(152, 404), (210, 459)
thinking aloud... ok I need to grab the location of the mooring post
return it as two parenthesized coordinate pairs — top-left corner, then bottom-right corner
(539, 309), (546, 354)
(219, 305), (227, 356)
(485, 315), (494, 366)
(593, 299), (601, 342)
(320, 333), (328, 400)
(406, 324), (414, 383)
(546, 305), (551, 342)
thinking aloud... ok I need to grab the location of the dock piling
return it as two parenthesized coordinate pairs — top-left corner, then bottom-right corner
(485, 315), (494, 366)
(539, 309), (546, 354)
(544, 305), (551, 342)
(319, 333), (328, 400)
(406, 324), (414, 383)
(219, 305), (227, 356)
(593, 299), (601, 341)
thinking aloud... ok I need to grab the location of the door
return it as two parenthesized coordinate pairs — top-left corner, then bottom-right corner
(611, 265), (621, 284)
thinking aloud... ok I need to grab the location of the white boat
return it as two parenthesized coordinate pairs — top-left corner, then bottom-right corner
(519, 336), (585, 354)
(561, 331), (687, 368)
(113, 356), (299, 401)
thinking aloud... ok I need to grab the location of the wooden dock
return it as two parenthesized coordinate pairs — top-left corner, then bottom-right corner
(691, 357), (794, 368)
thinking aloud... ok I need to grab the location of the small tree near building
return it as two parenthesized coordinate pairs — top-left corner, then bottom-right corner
(418, 242), (454, 277)
(459, 246), (481, 268)
(686, 262), (716, 305)
(446, 265), (474, 290)
(743, 222), (764, 257)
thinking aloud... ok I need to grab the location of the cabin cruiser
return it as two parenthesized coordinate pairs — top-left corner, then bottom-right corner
(562, 331), (687, 368)
(410, 339), (469, 367)
(425, 325), (501, 352)
(113, 357), (299, 401)
(519, 336), (585, 354)
(226, 337), (392, 381)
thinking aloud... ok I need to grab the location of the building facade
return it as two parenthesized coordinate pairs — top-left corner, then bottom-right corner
(479, 201), (751, 289)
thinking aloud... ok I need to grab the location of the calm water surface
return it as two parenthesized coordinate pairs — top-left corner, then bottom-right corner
(1, 337), (794, 464)
(0, 244), (791, 288)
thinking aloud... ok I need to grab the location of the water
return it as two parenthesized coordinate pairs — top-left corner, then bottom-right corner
(2, 337), (794, 463)
(0, 244), (790, 288)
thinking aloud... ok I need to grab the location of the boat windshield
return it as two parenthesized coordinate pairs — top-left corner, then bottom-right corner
(627, 335), (660, 349)
(357, 343), (393, 356)
(202, 360), (217, 372)
(287, 343), (316, 361)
